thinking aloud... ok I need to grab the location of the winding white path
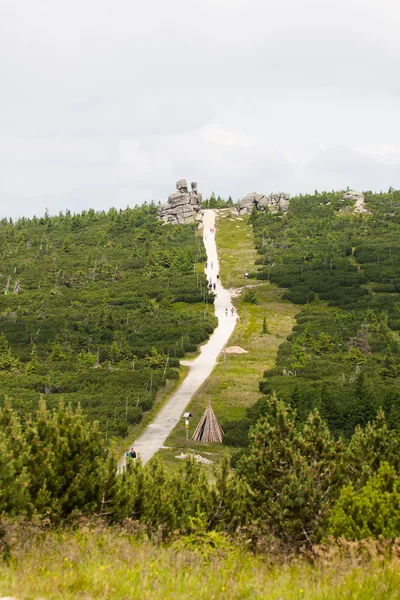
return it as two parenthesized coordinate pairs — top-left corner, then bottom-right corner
(119, 210), (237, 468)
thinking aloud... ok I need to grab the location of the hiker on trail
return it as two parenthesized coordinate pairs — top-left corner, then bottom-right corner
(208, 283), (213, 292)
(206, 262), (208, 268)
(125, 449), (130, 460)
(213, 283), (216, 291)
(225, 308), (228, 316)
(209, 277), (212, 283)
(231, 306), (234, 316)
(130, 447), (136, 460)
(216, 274), (220, 281)
(211, 261), (213, 269)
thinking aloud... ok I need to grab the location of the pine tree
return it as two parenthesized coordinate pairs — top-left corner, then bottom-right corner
(381, 348), (400, 379)
(25, 345), (39, 374)
(62, 236), (72, 252)
(290, 343), (307, 373)
(352, 372), (377, 429)
(76, 350), (97, 373)
(210, 454), (250, 531)
(0, 430), (30, 515)
(50, 342), (65, 361)
(262, 316), (268, 334)
(345, 409), (400, 490)
(111, 456), (215, 537)
(328, 462), (400, 540)
(0, 399), (30, 515)
(0, 334), (19, 372)
(209, 192), (217, 208)
(111, 458), (145, 522)
(238, 395), (342, 545)
(23, 397), (109, 519)
(109, 340), (122, 362)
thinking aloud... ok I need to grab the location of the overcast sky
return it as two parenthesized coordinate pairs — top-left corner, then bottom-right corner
(1, 0), (400, 218)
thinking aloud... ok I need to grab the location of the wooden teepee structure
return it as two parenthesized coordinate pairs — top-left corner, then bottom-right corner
(192, 401), (224, 443)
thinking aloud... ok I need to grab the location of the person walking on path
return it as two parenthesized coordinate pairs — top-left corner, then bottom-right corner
(231, 306), (234, 316)
(211, 261), (213, 269)
(118, 209), (238, 469)
(130, 447), (136, 460)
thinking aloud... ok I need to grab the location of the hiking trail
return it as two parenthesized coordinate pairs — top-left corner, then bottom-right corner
(119, 209), (237, 467)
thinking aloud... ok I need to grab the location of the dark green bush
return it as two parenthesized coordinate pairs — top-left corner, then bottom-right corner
(243, 289), (258, 304)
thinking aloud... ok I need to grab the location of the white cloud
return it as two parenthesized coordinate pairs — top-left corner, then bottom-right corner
(199, 125), (262, 148)
(350, 144), (400, 163)
(1, 0), (400, 218)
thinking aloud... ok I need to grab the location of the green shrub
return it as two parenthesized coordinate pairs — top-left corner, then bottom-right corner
(328, 462), (400, 540)
(243, 289), (258, 304)
(238, 395), (343, 546)
(0, 205), (217, 437)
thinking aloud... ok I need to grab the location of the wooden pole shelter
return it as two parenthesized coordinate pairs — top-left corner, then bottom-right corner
(191, 400), (224, 443)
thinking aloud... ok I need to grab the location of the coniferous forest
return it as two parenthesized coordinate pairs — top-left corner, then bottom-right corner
(249, 189), (400, 437)
(0, 204), (216, 437)
(4, 191), (400, 569)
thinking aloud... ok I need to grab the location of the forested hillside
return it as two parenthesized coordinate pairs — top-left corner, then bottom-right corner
(4, 195), (400, 564)
(250, 189), (400, 437)
(0, 205), (216, 437)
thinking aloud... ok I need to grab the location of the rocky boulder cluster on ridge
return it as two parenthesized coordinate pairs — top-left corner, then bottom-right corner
(157, 179), (202, 224)
(238, 192), (291, 215)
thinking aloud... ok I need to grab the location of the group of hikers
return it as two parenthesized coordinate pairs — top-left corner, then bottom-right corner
(204, 225), (234, 314)
(208, 278), (217, 292)
(207, 268), (219, 293)
(122, 222), (234, 468)
(125, 447), (136, 461)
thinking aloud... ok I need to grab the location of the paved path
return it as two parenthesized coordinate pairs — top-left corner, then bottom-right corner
(119, 209), (237, 468)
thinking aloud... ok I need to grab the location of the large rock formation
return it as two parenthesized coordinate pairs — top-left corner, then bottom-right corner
(238, 192), (290, 215)
(158, 179), (202, 224)
(341, 190), (369, 213)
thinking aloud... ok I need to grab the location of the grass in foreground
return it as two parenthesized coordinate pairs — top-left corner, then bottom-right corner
(1, 527), (399, 599)
(159, 210), (298, 471)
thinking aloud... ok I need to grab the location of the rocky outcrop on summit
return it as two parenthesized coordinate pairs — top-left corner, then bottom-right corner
(238, 192), (290, 215)
(158, 180), (202, 224)
(341, 190), (369, 213)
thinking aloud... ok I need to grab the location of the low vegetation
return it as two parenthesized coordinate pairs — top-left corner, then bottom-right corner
(159, 210), (297, 468)
(201, 192), (235, 210)
(4, 366), (400, 546)
(0, 205), (216, 439)
(1, 525), (400, 599)
(3, 192), (400, 596)
(247, 189), (400, 438)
